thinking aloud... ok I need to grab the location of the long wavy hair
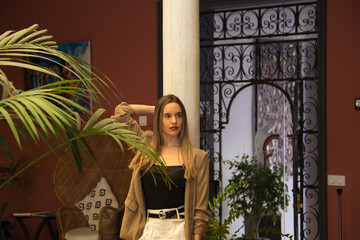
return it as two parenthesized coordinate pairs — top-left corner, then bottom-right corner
(129, 94), (196, 179)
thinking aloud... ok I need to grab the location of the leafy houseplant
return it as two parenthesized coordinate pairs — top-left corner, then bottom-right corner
(206, 154), (290, 240)
(0, 24), (166, 188)
(0, 24), (168, 239)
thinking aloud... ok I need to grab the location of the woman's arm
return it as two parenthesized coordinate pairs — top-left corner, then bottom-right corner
(111, 102), (153, 137)
(194, 234), (203, 240)
(129, 104), (155, 116)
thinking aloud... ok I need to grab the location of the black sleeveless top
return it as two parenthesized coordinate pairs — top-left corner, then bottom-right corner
(141, 165), (185, 209)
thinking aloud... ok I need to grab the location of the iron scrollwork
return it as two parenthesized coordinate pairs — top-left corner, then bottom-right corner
(200, 2), (319, 240)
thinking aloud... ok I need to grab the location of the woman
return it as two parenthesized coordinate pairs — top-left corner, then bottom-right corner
(111, 94), (210, 240)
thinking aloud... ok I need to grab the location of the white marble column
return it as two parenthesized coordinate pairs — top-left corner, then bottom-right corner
(163, 0), (200, 147)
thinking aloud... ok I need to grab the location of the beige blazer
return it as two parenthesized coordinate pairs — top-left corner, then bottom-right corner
(112, 102), (211, 240)
(119, 148), (211, 240)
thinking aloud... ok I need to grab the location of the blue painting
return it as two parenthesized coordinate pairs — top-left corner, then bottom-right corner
(25, 41), (92, 111)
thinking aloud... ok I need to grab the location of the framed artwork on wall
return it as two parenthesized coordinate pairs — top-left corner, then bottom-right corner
(24, 41), (92, 111)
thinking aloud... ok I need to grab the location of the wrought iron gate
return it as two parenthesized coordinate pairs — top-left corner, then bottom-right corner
(199, 2), (320, 239)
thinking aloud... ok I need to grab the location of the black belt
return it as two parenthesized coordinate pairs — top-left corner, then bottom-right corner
(148, 207), (184, 219)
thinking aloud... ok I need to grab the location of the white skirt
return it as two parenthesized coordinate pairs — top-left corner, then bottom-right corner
(138, 207), (186, 240)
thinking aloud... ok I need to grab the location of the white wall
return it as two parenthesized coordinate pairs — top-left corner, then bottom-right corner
(221, 85), (254, 236)
(220, 85), (294, 239)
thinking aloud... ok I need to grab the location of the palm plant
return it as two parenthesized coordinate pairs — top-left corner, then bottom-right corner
(0, 24), (164, 190)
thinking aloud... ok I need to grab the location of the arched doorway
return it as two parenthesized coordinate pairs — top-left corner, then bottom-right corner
(199, 1), (324, 239)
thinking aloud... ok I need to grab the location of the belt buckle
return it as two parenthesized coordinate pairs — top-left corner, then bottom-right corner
(159, 210), (166, 220)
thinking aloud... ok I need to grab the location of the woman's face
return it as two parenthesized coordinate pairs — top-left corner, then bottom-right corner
(161, 102), (183, 139)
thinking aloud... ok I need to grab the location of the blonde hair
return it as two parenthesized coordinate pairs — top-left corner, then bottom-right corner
(129, 95), (196, 179)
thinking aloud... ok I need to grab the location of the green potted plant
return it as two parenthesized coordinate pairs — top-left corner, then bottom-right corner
(0, 24), (170, 240)
(0, 24), (166, 191)
(206, 154), (291, 240)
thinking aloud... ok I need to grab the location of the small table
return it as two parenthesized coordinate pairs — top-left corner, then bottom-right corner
(13, 211), (58, 240)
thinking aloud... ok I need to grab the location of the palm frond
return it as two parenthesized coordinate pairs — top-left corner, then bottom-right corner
(0, 24), (111, 104)
(0, 83), (87, 148)
(0, 24), (166, 190)
(0, 109), (169, 189)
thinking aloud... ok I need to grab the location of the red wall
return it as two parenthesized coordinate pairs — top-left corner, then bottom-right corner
(327, 0), (360, 239)
(0, 0), (159, 107)
(0, 0), (158, 239)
